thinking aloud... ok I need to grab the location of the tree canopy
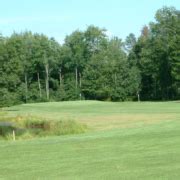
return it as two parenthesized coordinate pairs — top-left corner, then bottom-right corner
(0, 6), (179, 107)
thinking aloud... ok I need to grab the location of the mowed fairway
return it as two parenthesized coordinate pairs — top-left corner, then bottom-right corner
(0, 101), (180, 179)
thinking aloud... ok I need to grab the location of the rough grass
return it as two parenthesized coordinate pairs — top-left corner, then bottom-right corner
(3, 101), (179, 131)
(0, 115), (87, 140)
(0, 101), (180, 179)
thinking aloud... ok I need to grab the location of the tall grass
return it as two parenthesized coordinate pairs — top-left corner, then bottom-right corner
(0, 115), (87, 140)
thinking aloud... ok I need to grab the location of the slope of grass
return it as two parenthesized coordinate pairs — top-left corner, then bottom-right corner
(3, 101), (180, 130)
(0, 101), (180, 179)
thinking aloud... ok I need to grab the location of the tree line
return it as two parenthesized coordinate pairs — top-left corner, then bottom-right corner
(0, 6), (179, 107)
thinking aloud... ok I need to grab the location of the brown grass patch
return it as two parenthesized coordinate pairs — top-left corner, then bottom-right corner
(79, 114), (177, 131)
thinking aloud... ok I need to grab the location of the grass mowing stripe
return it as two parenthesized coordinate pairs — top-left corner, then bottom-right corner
(0, 101), (180, 179)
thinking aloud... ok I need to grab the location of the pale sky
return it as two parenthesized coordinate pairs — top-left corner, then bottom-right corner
(0, 0), (179, 43)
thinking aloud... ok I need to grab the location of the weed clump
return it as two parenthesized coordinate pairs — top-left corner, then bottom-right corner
(0, 116), (87, 140)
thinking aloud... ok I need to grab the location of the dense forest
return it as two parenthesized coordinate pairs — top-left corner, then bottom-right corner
(0, 7), (179, 107)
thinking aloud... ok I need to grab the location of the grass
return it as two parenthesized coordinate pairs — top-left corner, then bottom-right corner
(0, 115), (87, 140)
(0, 100), (180, 179)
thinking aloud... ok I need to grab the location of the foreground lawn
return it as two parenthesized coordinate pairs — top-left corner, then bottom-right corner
(0, 101), (180, 179)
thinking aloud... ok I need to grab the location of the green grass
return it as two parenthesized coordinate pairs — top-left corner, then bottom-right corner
(0, 101), (180, 179)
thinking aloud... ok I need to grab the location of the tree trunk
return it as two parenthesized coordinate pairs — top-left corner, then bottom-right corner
(114, 73), (117, 86)
(24, 73), (28, 103)
(137, 92), (140, 102)
(79, 72), (82, 88)
(45, 64), (49, 100)
(37, 72), (42, 98)
(75, 67), (78, 89)
(79, 72), (82, 100)
(59, 67), (62, 86)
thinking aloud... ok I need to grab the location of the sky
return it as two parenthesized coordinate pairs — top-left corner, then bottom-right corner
(0, 0), (179, 43)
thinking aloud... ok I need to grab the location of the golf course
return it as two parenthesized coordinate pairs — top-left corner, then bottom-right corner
(0, 0), (179, 179)
(0, 101), (180, 179)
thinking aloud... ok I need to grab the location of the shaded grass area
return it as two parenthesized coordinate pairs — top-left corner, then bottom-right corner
(0, 101), (180, 179)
